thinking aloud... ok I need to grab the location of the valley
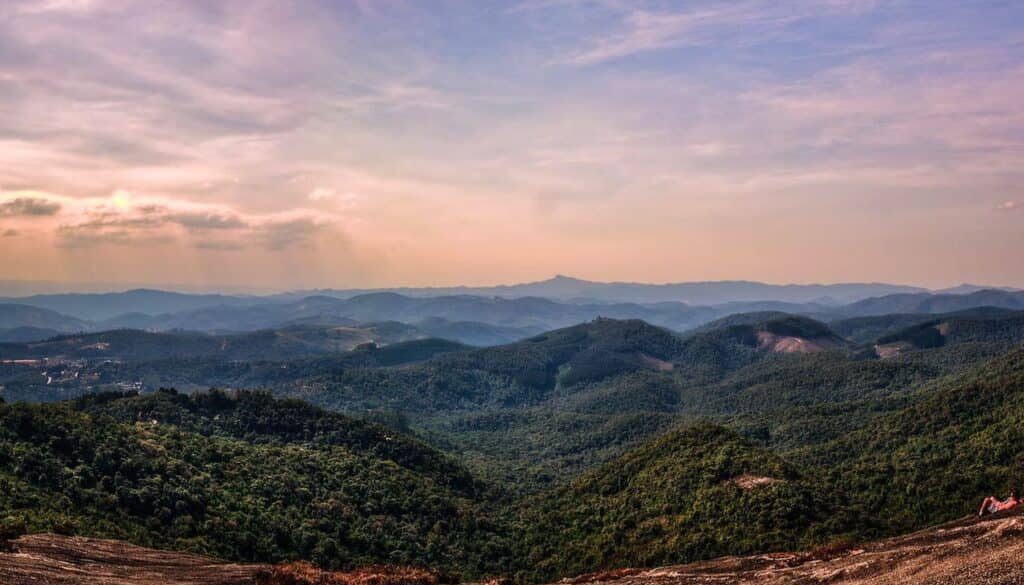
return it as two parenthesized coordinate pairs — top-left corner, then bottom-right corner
(3, 284), (1024, 582)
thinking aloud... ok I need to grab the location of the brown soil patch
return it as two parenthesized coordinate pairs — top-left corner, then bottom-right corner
(728, 475), (783, 490)
(559, 568), (645, 584)
(873, 343), (905, 359)
(639, 354), (674, 372)
(756, 332), (838, 354)
(256, 562), (443, 585)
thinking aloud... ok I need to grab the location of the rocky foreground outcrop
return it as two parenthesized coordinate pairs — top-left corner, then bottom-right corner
(563, 511), (1024, 585)
(0, 533), (260, 584)
(3, 511), (1024, 585)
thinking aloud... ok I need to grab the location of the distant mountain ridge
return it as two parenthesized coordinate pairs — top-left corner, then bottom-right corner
(933, 283), (1021, 295)
(0, 278), (939, 318)
(835, 289), (1024, 317)
(284, 275), (930, 305)
(2, 279), (1022, 345)
(0, 303), (90, 341)
(0, 303), (89, 331)
(0, 289), (263, 321)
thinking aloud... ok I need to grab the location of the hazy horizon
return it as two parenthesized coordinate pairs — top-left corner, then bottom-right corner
(0, 274), (1018, 298)
(2, 1), (1022, 290)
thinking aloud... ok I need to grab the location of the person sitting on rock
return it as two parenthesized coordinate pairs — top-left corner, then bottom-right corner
(978, 490), (1019, 516)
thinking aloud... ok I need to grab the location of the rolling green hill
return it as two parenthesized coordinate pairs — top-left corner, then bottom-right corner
(0, 391), (509, 577)
(72, 389), (477, 490)
(874, 311), (1024, 353)
(511, 345), (1024, 580)
(6, 314), (1014, 492)
(837, 289), (1024, 318)
(516, 424), (830, 581)
(803, 346), (1024, 536)
(0, 324), (464, 362)
(0, 303), (89, 335)
(2, 315), (1024, 583)
(829, 307), (1014, 343)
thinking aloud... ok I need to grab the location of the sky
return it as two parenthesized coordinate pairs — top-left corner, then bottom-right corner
(0, 0), (1022, 292)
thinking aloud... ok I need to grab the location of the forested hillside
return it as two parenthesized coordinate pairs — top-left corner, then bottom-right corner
(0, 324), (468, 362)
(808, 347), (1024, 536)
(0, 391), (510, 577)
(3, 313), (1024, 583)
(511, 345), (1024, 580)
(7, 313), (1018, 487)
(874, 311), (1024, 352)
(829, 307), (1014, 343)
(0, 304), (89, 341)
(517, 424), (829, 581)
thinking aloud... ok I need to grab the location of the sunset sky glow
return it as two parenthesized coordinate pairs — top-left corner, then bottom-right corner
(1, 0), (1022, 291)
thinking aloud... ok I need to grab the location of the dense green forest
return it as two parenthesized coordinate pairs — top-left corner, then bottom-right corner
(2, 311), (1024, 581)
(808, 347), (1024, 535)
(0, 391), (511, 577)
(516, 424), (831, 580)
(514, 345), (1024, 580)
(0, 326), (469, 362)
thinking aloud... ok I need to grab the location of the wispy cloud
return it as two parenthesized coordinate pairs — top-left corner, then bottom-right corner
(0, 0), (1022, 288)
(552, 1), (880, 65)
(6, 0), (103, 15)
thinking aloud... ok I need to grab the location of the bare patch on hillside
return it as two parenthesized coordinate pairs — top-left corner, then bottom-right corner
(80, 342), (110, 351)
(874, 343), (906, 359)
(639, 354), (674, 372)
(728, 474), (783, 490)
(756, 332), (840, 354)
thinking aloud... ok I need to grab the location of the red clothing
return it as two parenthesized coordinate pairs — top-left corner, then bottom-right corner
(987, 497), (1019, 514)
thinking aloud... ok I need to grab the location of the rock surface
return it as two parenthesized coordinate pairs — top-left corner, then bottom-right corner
(564, 511), (1024, 585)
(3, 511), (1024, 584)
(0, 534), (263, 585)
